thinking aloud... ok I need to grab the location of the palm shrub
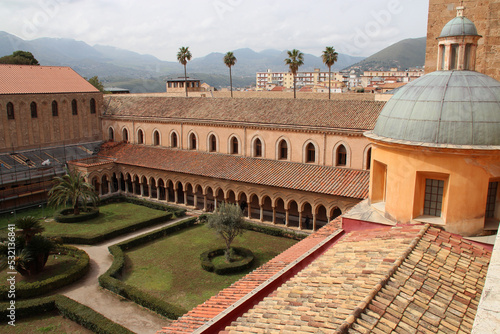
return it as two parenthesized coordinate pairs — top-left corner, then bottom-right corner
(207, 202), (245, 263)
(48, 167), (98, 215)
(12, 216), (54, 276)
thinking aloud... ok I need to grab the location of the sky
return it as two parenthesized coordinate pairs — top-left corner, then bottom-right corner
(0, 0), (429, 61)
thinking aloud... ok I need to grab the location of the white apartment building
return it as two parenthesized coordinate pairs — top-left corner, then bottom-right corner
(256, 69), (347, 91)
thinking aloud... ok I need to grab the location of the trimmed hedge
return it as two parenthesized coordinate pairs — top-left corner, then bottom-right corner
(200, 247), (255, 275)
(99, 195), (186, 218)
(98, 217), (198, 319)
(0, 295), (134, 334)
(0, 245), (90, 301)
(243, 221), (307, 240)
(54, 207), (100, 223)
(56, 213), (174, 245)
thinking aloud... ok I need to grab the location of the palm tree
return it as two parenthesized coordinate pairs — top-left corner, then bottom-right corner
(15, 216), (45, 244)
(177, 46), (192, 97)
(223, 52), (237, 98)
(48, 167), (98, 215)
(284, 49), (304, 99)
(322, 47), (339, 100)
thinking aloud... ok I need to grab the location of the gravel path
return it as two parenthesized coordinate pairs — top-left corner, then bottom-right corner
(58, 215), (196, 334)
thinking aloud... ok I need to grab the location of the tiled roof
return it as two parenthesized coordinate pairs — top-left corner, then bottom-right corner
(103, 96), (385, 131)
(158, 220), (342, 333)
(0, 64), (99, 94)
(224, 225), (490, 334)
(97, 144), (370, 199)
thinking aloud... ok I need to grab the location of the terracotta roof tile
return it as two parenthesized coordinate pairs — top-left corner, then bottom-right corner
(0, 64), (99, 94)
(96, 144), (369, 199)
(103, 96), (385, 131)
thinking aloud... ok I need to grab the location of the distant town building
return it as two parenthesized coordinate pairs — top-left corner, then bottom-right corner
(166, 77), (205, 93)
(360, 68), (424, 87)
(256, 68), (347, 91)
(105, 87), (130, 94)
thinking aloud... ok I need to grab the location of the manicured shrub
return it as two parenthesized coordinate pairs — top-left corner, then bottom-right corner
(243, 221), (307, 240)
(54, 207), (100, 223)
(98, 217), (198, 319)
(200, 247), (254, 275)
(0, 245), (90, 300)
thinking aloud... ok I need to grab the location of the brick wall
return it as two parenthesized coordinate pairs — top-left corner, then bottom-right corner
(425, 0), (500, 81)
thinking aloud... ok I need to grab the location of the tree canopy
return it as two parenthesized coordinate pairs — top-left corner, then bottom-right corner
(223, 51), (237, 98)
(322, 46), (339, 99)
(284, 49), (304, 99)
(207, 202), (245, 262)
(87, 76), (106, 92)
(0, 50), (40, 65)
(177, 46), (192, 97)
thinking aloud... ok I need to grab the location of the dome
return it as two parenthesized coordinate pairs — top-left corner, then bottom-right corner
(370, 71), (500, 146)
(439, 16), (479, 38)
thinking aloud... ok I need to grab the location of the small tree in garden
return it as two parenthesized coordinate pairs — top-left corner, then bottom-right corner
(48, 167), (98, 215)
(207, 202), (245, 262)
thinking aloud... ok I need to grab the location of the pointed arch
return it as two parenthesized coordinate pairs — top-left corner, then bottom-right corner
(170, 130), (179, 148)
(207, 132), (219, 152)
(251, 135), (265, 158)
(333, 141), (351, 167)
(276, 136), (290, 161)
(303, 140), (319, 164)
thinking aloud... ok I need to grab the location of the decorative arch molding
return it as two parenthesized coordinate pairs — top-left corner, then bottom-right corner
(107, 126), (115, 141)
(152, 129), (162, 146)
(363, 144), (372, 170)
(136, 128), (145, 145)
(187, 130), (199, 150)
(228, 133), (242, 155)
(333, 141), (352, 168)
(275, 136), (291, 161)
(250, 135), (265, 158)
(169, 130), (180, 148)
(207, 132), (220, 153)
(121, 126), (130, 142)
(302, 140), (320, 164)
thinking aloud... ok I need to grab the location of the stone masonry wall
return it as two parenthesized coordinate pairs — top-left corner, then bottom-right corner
(425, 0), (500, 81)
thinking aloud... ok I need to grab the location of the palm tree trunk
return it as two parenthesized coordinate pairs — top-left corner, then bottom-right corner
(184, 64), (188, 97)
(293, 74), (296, 99)
(230, 66), (233, 98)
(328, 66), (332, 100)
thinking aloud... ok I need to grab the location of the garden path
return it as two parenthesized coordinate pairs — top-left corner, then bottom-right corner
(58, 214), (198, 334)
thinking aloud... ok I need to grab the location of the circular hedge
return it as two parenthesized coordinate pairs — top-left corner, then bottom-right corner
(0, 245), (90, 300)
(200, 247), (254, 275)
(54, 207), (100, 223)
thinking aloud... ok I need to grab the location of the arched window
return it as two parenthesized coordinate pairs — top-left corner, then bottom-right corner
(171, 132), (178, 148)
(90, 98), (96, 114)
(254, 138), (262, 157)
(30, 102), (37, 118)
(189, 133), (197, 150)
(231, 136), (239, 154)
(154, 130), (160, 146)
(6, 102), (14, 120)
(336, 145), (347, 166)
(209, 134), (217, 152)
(278, 139), (288, 160)
(366, 147), (372, 170)
(71, 99), (78, 115)
(138, 129), (144, 144)
(108, 127), (114, 141)
(123, 128), (129, 142)
(306, 143), (315, 163)
(52, 101), (58, 117)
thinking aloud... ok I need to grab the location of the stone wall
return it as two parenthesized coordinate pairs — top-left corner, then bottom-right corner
(425, 0), (500, 81)
(0, 92), (103, 152)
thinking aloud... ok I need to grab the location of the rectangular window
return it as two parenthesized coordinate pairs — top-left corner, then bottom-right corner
(424, 179), (444, 217)
(486, 182), (498, 218)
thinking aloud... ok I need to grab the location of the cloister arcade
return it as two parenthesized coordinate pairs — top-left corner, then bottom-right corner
(88, 166), (355, 231)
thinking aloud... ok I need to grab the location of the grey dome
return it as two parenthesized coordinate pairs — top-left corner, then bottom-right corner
(439, 16), (479, 38)
(371, 71), (500, 146)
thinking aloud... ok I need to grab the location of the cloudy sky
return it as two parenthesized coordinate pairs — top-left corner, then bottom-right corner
(1, 0), (429, 60)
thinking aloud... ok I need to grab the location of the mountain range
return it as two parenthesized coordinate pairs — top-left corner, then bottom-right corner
(0, 31), (426, 92)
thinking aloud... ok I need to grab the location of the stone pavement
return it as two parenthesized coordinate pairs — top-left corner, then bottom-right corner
(58, 215), (194, 334)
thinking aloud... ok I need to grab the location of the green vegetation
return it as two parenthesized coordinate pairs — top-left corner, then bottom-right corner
(122, 223), (297, 312)
(322, 46), (338, 100)
(48, 167), (98, 215)
(284, 49), (304, 99)
(0, 311), (93, 334)
(207, 202), (245, 262)
(177, 46), (192, 97)
(223, 51), (237, 97)
(87, 76), (106, 92)
(0, 205), (57, 230)
(0, 50), (39, 65)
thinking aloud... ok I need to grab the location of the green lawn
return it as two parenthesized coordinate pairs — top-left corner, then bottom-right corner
(0, 205), (58, 230)
(0, 203), (169, 240)
(123, 224), (297, 311)
(0, 311), (93, 334)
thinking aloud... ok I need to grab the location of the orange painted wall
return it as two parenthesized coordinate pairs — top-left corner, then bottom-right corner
(369, 141), (500, 236)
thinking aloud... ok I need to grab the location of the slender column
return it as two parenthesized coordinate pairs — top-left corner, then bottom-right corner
(148, 184), (152, 198)
(285, 209), (290, 227)
(247, 203), (252, 219)
(166, 187), (170, 202)
(313, 213), (317, 231)
(174, 187), (179, 203)
(108, 182), (112, 195)
(203, 194), (207, 212)
(132, 182), (137, 195)
(125, 180), (129, 193)
(298, 211), (303, 230)
(259, 204), (264, 222)
(184, 191), (188, 205)
(272, 207), (276, 225)
(194, 194), (198, 208)
(157, 187), (161, 200)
